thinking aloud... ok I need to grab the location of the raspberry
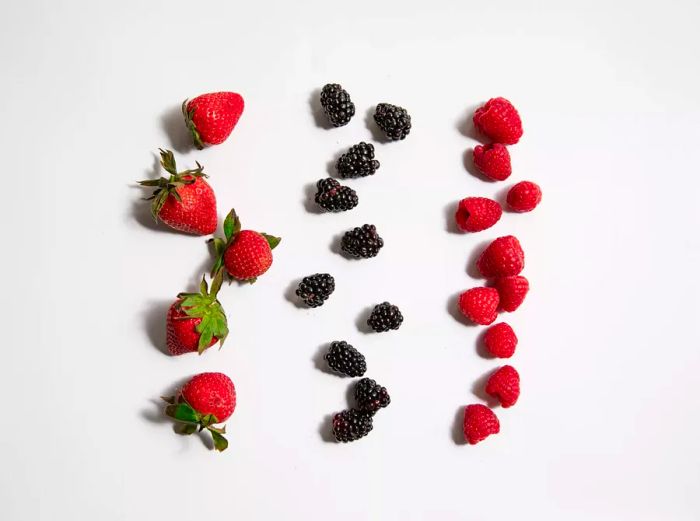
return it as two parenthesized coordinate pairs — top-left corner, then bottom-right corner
(463, 404), (500, 445)
(320, 84), (355, 127)
(367, 302), (403, 332)
(507, 181), (542, 212)
(336, 142), (380, 178)
(354, 378), (391, 414)
(483, 322), (518, 358)
(473, 97), (523, 145)
(476, 235), (524, 278)
(296, 273), (335, 308)
(493, 275), (529, 312)
(374, 103), (411, 140)
(458, 287), (499, 325)
(485, 365), (520, 408)
(455, 197), (502, 232)
(472, 144), (512, 181)
(324, 341), (366, 377)
(315, 178), (358, 212)
(341, 224), (384, 258)
(332, 409), (374, 442)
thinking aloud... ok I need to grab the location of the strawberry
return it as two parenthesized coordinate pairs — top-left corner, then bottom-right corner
(166, 270), (228, 356)
(483, 322), (518, 358)
(163, 372), (236, 451)
(485, 365), (520, 408)
(210, 209), (281, 283)
(138, 149), (217, 235)
(458, 287), (499, 325)
(476, 235), (524, 278)
(463, 404), (500, 445)
(472, 144), (512, 181)
(493, 275), (529, 312)
(182, 92), (245, 149)
(473, 97), (523, 145)
(455, 197), (502, 232)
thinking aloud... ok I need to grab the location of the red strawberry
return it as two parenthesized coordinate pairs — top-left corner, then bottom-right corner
(485, 365), (520, 408)
(163, 372), (236, 451)
(455, 197), (502, 232)
(483, 322), (518, 358)
(183, 92), (245, 149)
(476, 235), (524, 278)
(166, 271), (228, 356)
(463, 404), (500, 444)
(473, 97), (523, 145)
(458, 287), (499, 325)
(211, 209), (281, 283)
(138, 149), (217, 235)
(507, 181), (542, 212)
(493, 275), (529, 312)
(472, 144), (512, 181)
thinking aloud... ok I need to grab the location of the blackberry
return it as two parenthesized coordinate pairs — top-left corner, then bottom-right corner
(341, 224), (383, 258)
(336, 142), (380, 179)
(354, 378), (391, 414)
(373, 103), (411, 140)
(296, 273), (335, 308)
(324, 341), (366, 377)
(367, 302), (403, 332)
(332, 409), (374, 442)
(320, 84), (355, 127)
(315, 178), (358, 212)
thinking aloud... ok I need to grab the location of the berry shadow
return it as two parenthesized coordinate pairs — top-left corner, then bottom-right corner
(160, 104), (193, 154)
(328, 231), (347, 256)
(451, 406), (467, 445)
(364, 106), (388, 144)
(475, 327), (492, 358)
(284, 278), (306, 309)
(462, 148), (496, 183)
(446, 291), (477, 327)
(303, 181), (324, 214)
(143, 299), (172, 356)
(326, 148), (345, 177)
(495, 185), (516, 213)
(466, 239), (491, 278)
(471, 369), (499, 407)
(444, 201), (462, 235)
(355, 305), (375, 334)
(313, 343), (337, 376)
(309, 89), (333, 130)
(318, 414), (337, 443)
(455, 104), (483, 141)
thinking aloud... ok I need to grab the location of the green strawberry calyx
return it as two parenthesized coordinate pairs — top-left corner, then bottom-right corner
(182, 99), (205, 150)
(138, 149), (206, 220)
(175, 269), (228, 354)
(162, 395), (229, 452)
(209, 208), (281, 282)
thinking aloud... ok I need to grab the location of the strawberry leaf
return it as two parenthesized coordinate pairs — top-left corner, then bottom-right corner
(223, 209), (241, 241)
(159, 149), (178, 175)
(165, 402), (199, 424)
(209, 429), (229, 452)
(177, 423), (198, 435)
(262, 233), (281, 250)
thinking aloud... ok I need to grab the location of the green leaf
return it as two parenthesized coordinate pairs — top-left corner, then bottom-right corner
(199, 414), (218, 428)
(199, 275), (208, 296)
(209, 268), (224, 297)
(262, 233), (281, 250)
(177, 423), (198, 435)
(223, 209), (241, 241)
(209, 429), (229, 452)
(161, 395), (176, 405)
(212, 237), (227, 257)
(165, 403), (199, 424)
(159, 149), (178, 175)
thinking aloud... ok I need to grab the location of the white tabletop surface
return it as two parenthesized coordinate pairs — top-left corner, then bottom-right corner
(1, 0), (699, 519)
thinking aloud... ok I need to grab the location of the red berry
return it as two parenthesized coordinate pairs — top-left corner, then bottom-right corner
(483, 322), (518, 358)
(458, 287), (499, 325)
(473, 97), (523, 145)
(507, 181), (542, 212)
(463, 404), (500, 444)
(472, 144), (512, 181)
(183, 92), (245, 149)
(476, 235), (524, 278)
(485, 365), (520, 408)
(455, 197), (502, 232)
(181, 372), (237, 423)
(493, 275), (529, 312)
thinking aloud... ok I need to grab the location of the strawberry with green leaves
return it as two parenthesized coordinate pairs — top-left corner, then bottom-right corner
(166, 270), (228, 356)
(163, 372), (236, 452)
(211, 209), (281, 283)
(182, 92), (245, 149)
(139, 149), (217, 235)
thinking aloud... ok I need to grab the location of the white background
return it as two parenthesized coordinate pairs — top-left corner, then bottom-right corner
(1, 0), (699, 519)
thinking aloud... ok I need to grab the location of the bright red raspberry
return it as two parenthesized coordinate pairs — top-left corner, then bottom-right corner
(476, 235), (524, 278)
(472, 144), (512, 181)
(485, 365), (520, 408)
(493, 276), (529, 312)
(507, 181), (542, 212)
(458, 287), (499, 325)
(473, 97), (523, 145)
(455, 197), (502, 232)
(463, 404), (500, 444)
(483, 322), (518, 358)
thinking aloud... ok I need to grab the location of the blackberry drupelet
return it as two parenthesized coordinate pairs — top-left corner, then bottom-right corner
(315, 178), (358, 212)
(324, 341), (366, 377)
(367, 302), (403, 332)
(373, 103), (412, 140)
(341, 224), (383, 258)
(336, 142), (380, 179)
(320, 84), (355, 127)
(332, 409), (374, 442)
(354, 378), (391, 414)
(296, 273), (335, 308)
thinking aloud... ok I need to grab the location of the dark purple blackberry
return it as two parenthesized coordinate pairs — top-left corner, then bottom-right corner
(336, 142), (380, 179)
(296, 273), (335, 308)
(315, 178), (358, 212)
(354, 378), (391, 414)
(324, 341), (366, 377)
(341, 224), (383, 258)
(367, 302), (403, 332)
(373, 103), (411, 140)
(332, 409), (374, 442)
(320, 84), (355, 127)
